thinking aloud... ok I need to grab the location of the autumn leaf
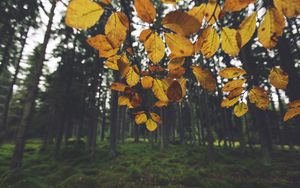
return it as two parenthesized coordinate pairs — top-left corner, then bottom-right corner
(274, 0), (300, 18)
(146, 119), (158, 131)
(168, 58), (185, 70)
(234, 102), (248, 117)
(221, 97), (240, 108)
(154, 100), (168, 107)
(248, 87), (270, 110)
(150, 112), (162, 124)
(118, 96), (130, 106)
(86, 34), (119, 58)
(288, 100), (300, 109)
(144, 32), (165, 64)
(192, 66), (216, 91)
(167, 80), (183, 102)
(111, 82), (128, 92)
(188, 4), (205, 24)
(117, 58), (130, 78)
(104, 55), (120, 70)
(221, 27), (240, 56)
(269, 67), (288, 90)
(162, 11), (201, 36)
(105, 12), (128, 48)
(222, 79), (247, 92)
(165, 33), (194, 58)
(223, 0), (255, 12)
(135, 112), (147, 124)
(139, 29), (152, 42)
(258, 7), (285, 49)
(238, 12), (257, 47)
(134, 0), (156, 23)
(152, 79), (169, 102)
(65, 0), (104, 29)
(204, 1), (221, 25)
(125, 67), (140, 87)
(141, 76), (154, 89)
(284, 107), (300, 122)
(219, 67), (246, 79)
(168, 66), (186, 79)
(194, 26), (219, 58)
(160, 0), (179, 3)
(228, 87), (244, 99)
(129, 92), (142, 107)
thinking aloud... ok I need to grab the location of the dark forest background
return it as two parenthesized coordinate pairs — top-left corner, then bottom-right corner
(0, 0), (300, 187)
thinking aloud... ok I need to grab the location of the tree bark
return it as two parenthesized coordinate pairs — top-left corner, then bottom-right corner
(10, 1), (56, 169)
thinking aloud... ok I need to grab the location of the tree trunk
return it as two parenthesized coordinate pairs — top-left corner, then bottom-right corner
(109, 72), (118, 157)
(0, 27), (29, 142)
(10, 1), (56, 169)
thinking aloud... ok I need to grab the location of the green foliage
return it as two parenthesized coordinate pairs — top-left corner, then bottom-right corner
(0, 141), (300, 188)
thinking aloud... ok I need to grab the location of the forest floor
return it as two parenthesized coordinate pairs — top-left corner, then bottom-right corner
(0, 140), (300, 188)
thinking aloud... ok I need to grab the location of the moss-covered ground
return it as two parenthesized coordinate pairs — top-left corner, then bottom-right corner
(0, 140), (299, 188)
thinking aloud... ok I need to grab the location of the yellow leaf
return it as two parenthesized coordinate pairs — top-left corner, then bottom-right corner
(126, 67), (140, 87)
(117, 55), (131, 78)
(105, 12), (128, 48)
(152, 79), (169, 102)
(228, 87), (244, 99)
(204, 1), (221, 25)
(162, 11), (201, 36)
(144, 32), (165, 64)
(86, 34), (119, 58)
(258, 7), (285, 49)
(219, 67), (246, 79)
(222, 79), (247, 92)
(168, 66), (186, 79)
(238, 12), (257, 47)
(269, 67), (288, 90)
(141, 76), (154, 89)
(168, 58), (185, 70)
(284, 107), (300, 121)
(248, 87), (270, 110)
(65, 0), (104, 29)
(160, 0), (179, 3)
(192, 66), (216, 91)
(165, 33), (194, 59)
(223, 0), (255, 12)
(104, 55), (120, 70)
(221, 27), (240, 56)
(178, 77), (187, 98)
(118, 96), (132, 108)
(288, 100), (300, 109)
(154, 100), (168, 107)
(167, 80), (183, 102)
(139, 29), (152, 42)
(135, 112), (148, 125)
(150, 112), (162, 124)
(146, 119), (158, 131)
(188, 4), (205, 24)
(274, 0), (300, 18)
(234, 102), (248, 117)
(111, 82), (128, 92)
(134, 0), (156, 23)
(194, 26), (219, 58)
(100, 0), (111, 4)
(221, 97), (240, 108)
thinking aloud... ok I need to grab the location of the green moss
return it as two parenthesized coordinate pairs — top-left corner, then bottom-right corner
(58, 174), (99, 188)
(11, 177), (44, 188)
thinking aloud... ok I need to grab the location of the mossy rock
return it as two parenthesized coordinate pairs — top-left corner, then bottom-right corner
(59, 174), (99, 188)
(11, 177), (44, 188)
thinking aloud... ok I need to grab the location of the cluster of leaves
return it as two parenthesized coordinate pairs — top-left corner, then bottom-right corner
(65, 0), (300, 131)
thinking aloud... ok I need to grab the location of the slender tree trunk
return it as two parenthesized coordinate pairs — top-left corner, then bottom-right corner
(0, 27), (29, 142)
(10, 1), (56, 169)
(0, 27), (15, 75)
(109, 72), (118, 157)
